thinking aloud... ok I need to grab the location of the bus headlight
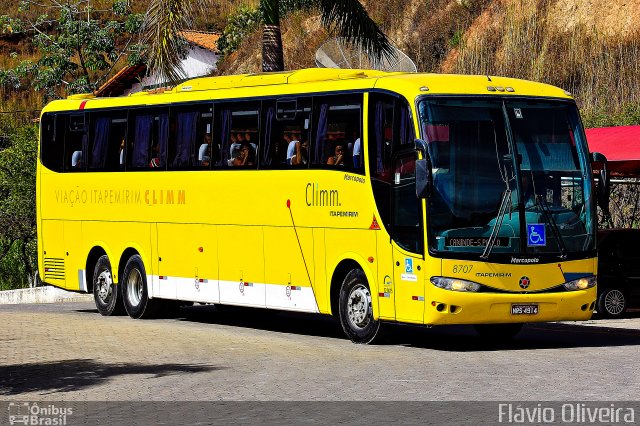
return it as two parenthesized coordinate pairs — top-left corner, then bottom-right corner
(563, 275), (597, 291)
(430, 277), (481, 292)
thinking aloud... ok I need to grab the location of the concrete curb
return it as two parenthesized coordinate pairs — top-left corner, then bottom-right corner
(0, 286), (93, 304)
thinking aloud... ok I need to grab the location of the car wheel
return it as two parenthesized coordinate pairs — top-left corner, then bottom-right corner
(338, 269), (382, 344)
(93, 255), (124, 316)
(597, 288), (627, 318)
(474, 323), (523, 340)
(121, 255), (161, 319)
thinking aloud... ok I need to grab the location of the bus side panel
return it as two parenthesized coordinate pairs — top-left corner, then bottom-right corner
(264, 226), (318, 312)
(312, 228), (329, 314)
(64, 221), (83, 291)
(157, 223), (219, 303)
(376, 231), (396, 321)
(218, 225), (265, 308)
(40, 219), (66, 289)
(324, 229), (378, 314)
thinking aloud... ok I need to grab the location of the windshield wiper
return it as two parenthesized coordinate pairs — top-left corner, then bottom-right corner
(535, 195), (568, 259)
(481, 189), (511, 260)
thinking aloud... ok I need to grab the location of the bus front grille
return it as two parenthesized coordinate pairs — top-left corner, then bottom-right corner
(43, 258), (65, 281)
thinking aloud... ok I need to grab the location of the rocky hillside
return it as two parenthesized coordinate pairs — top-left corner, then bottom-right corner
(219, 0), (640, 126)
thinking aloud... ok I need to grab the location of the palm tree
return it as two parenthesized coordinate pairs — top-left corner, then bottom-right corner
(142, 0), (395, 86)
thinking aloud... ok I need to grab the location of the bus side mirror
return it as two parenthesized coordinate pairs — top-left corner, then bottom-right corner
(590, 152), (612, 225)
(414, 138), (431, 198)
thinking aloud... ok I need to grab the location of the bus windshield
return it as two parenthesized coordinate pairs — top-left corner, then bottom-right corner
(418, 98), (595, 258)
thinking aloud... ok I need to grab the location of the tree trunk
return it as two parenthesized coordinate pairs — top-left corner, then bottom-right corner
(261, 0), (285, 72)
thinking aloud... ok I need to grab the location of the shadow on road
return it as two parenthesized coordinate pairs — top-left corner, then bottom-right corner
(69, 303), (640, 352)
(0, 359), (221, 396)
(169, 304), (640, 351)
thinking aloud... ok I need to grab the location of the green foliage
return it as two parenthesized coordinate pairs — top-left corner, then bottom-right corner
(0, 122), (38, 289)
(448, 29), (464, 48)
(581, 102), (640, 129)
(1, 0), (145, 102)
(216, 0), (318, 57)
(217, 6), (263, 56)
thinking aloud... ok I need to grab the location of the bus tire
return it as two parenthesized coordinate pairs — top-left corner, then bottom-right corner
(474, 323), (523, 340)
(121, 255), (161, 319)
(93, 255), (124, 316)
(338, 269), (382, 344)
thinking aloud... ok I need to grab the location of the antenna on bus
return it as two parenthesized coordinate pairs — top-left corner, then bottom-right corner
(315, 38), (418, 73)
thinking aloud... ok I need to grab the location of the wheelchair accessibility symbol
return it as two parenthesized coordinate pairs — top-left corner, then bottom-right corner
(405, 258), (413, 273)
(527, 224), (546, 247)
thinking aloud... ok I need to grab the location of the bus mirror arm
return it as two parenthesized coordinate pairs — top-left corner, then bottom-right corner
(414, 139), (431, 199)
(591, 152), (612, 226)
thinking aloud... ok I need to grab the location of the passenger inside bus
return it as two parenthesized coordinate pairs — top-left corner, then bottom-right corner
(290, 139), (309, 165)
(198, 133), (212, 167)
(327, 142), (345, 166)
(71, 150), (83, 169)
(285, 133), (300, 165)
(231, 141), (255, 166)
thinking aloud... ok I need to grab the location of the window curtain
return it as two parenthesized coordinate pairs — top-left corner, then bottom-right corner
(375, 101), (385, 174)
(133, 115), (153, 167)
(314, 103), (328, 163)
(172, 111), (198, 168)
(262, 106), (275, 165)
(90, 117), (110, 169)
(219, 109), (232, 166)
(400, 106), (415, 145)
(157, 113), (169, 167)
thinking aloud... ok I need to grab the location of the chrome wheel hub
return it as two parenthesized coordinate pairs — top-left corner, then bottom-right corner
(347, 284), (372, 329)
(605, 289), (625, 315)
(97, 270), (113, 303)
(127, 269), (144, 307)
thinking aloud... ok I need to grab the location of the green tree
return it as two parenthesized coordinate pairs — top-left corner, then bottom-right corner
(142, 0), (394, 85)
(0, 122), (38, 288)
(0, 0), (145, 101)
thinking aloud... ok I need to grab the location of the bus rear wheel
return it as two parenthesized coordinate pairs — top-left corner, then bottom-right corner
(93, 255), (124, 316)
(122, 255), (161, 319)
(338, 269), (382, 344)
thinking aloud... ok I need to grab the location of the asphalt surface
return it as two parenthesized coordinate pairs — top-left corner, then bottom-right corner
(1, 302), (640, 401)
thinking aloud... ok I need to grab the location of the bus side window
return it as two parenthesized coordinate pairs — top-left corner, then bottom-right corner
(40, 113), (64, 172)
(312, 94), (362, 172)
(168, 104), (214, 170)
(129, 108), (169, 170)
(197, 106), (215, 168)
(215, 102), (260, 168)
(88, 112), (128, 171)
(261, 97), (312, 167)
(65, 114), (87, 172)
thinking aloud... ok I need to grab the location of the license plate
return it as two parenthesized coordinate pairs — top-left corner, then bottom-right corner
(511, 304), (539, 315)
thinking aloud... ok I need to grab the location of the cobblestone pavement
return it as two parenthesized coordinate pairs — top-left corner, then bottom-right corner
(1, 303), (640, 401)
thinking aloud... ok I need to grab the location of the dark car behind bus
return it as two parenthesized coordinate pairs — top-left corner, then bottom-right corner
(597, 229), (640, 318)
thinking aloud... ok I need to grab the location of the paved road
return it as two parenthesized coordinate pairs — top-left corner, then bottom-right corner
(1, 302), (640, 401)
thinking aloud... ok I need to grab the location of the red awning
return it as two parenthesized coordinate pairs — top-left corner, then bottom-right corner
(585, 125), (640, 176)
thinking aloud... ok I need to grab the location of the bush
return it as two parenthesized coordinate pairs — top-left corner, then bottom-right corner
(0, 121), (38, 289)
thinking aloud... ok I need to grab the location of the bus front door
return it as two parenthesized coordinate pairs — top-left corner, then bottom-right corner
(391, 150), (425, 324)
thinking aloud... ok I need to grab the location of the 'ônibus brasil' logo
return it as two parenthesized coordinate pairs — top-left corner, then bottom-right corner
(519, 276), (531, 289)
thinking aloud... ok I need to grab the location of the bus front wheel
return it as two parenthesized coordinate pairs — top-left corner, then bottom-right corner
(122, 255), (161, 319)
(338, 269), (382, 344)
(93, 255), (124, 316)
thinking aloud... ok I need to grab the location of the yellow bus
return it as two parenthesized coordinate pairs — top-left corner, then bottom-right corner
(37, 68), (601, 343)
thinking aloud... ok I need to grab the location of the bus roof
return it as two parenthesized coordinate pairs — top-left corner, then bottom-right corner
(43, 68), (572, 113)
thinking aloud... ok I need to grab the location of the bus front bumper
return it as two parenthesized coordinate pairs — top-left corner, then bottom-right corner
(423, 286), (597, 325)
